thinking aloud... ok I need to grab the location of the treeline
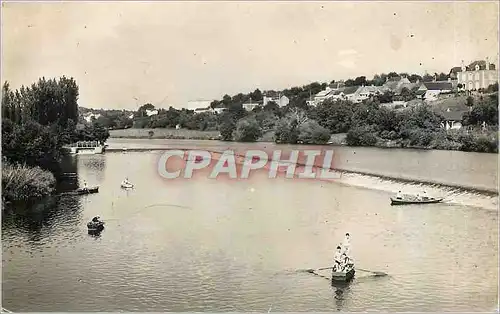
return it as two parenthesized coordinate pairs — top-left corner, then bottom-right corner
(1, 77), (109, 201)
(341, 71), (448, 87)
(88, 71), (455, 132)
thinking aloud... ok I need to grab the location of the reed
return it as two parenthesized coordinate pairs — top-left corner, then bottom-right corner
(1, 162), (56, 201)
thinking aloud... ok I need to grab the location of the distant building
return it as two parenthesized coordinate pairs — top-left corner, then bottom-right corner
(186, 100), (212, 110)
(194, 107), (211, 113)
(343, 86), (362, 102)
(242, 103), (261, 111)
(452, 58), (498, 91)
(353, 85), (383, 102)
(313, 87), (335, 105)
(381, 76), (412, 94)
(440, 108), (464, 130)
(417, 81), (453, 101)
(83, 112), (101, 122)
(145, 109), (158, 116)
(262, 93), (289, 107)
(212, 107), (226, 114)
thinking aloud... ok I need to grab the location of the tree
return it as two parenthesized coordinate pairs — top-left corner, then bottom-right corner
(274, 117), (299, 144)
(353, 76), (367, 86)
(297, 120), (331, 144)
(234, 117), (262, 142)
(314, 100), (354, 133)
(219, 120), (236, 141)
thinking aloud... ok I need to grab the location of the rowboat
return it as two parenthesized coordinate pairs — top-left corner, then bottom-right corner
(390, 196), (443, 205)
(87, 220), (105, 233)
(76, 186), (99, 195)
(331, 264), (355, 282)
(121, 182), (134, 189)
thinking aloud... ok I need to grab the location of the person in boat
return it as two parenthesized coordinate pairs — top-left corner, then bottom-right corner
(333, 246), (343, 272)
(122, 177), (132, 186)
(91, 216), (102, 224)
(396, 191), (403, 199)
(422, 191), (428, 200)
(83, 180), (88, 190)
(342, 233), (351, 256)
(416, 193), (421, 201)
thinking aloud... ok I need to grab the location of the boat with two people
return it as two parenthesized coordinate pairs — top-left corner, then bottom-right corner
(121, 178), (134, 189)
(76, 181), (99, 195)
(332, 233), (355, 282)
(391, 190), (443, 205)
(87, 216), (105, 234)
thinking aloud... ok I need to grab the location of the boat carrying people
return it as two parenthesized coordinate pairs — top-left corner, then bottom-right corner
(87, 216), (105, 233)
(332, 233), (355, 282)
(390, 190), (443, 205)
(121, 178), (134, 189)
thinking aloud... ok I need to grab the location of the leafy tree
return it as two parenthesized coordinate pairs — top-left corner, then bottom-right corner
(233, 117), (262, 142)
(219, 120), (236, 141)
(314, 100), (354, 133)
(297, 120), (331, 144)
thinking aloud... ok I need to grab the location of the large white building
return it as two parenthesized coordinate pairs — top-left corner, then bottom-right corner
(452, 59), (498, 91)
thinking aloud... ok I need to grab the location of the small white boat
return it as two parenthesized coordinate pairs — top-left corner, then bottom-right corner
(121, 182), (134, 189)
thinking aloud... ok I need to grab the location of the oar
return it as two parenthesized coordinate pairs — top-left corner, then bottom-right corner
(306, 266), (388, 277)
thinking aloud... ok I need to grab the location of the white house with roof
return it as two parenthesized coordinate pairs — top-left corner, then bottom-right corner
(145, 109), (159, 116)
(242, 103), (261, 111)
(313, 87), (335, 105)
(453, 58), (498, 91)
(352, 85), (383, 102)
(263, 93), (290, 107)
(417, 81), (453, 101)
(83, 112), (101, 122)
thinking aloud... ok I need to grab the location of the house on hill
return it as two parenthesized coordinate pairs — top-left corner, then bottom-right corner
(417, 81), (453, 101)
(382, 76), (412, 94)
(343, 86), (362, 102)
(262, 92), (289, 107)
(242, 103), (261, 111)
(439, 108), (464, 130)
(313, 87), (335, 105)
(433, 96), (470, 130)
(450, 58), (498, 91)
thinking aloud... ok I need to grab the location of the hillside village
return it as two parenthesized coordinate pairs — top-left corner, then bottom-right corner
(81, 58), (498, 135)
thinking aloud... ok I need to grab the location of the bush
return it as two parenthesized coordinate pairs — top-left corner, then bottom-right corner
(234, 117), (262, 142)
(346, 126), (377, 146)
(297, 120), (331, 144)
(273, 118), (299, 144)
(219, 121), (236, 141)
(2, 163), (56, 201)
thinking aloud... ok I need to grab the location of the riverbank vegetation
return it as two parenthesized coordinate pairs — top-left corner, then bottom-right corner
(105, 90), (497, 153)
(2, 163), (56, 202)
(1, 77), (109, 201)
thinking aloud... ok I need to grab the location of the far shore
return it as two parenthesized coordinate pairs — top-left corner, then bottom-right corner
(109, 128), (348, 144)
(108, 128), (498, 154)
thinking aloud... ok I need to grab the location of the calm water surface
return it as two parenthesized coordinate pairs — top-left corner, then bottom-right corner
(2, 146), (498, 312)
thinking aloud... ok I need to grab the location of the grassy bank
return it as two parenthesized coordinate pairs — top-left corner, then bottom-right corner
(109, 128), (221, 140)
(2, 163), (56, 202)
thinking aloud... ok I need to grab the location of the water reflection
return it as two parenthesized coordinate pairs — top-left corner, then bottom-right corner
(79, 154), (107, 184)
(2, 195), (82, 236)
(331, 281), (351, 311)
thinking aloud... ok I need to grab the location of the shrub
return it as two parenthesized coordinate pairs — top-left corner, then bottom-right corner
(273, 118), (299, 144)
(346, 126), (377, 146)
(219, 121), (236, 141)
(297, 120), (331, 144)
(233, 117), (262, 142)
(2, 163), (56, 201)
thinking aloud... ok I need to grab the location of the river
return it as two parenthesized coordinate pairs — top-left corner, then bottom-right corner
(2, 140), (498, 312)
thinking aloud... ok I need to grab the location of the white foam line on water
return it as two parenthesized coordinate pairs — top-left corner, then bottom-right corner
(334, 171), (498, 211)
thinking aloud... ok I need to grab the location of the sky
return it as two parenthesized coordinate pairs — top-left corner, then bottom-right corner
(1, 1), (499, 110)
